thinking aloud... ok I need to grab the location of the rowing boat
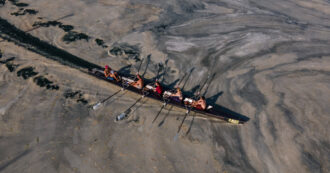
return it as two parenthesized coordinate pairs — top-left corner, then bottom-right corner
(88, 68), (246, 124)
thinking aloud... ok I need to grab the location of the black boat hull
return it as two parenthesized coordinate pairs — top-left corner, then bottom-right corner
(88, 68), (245, 124)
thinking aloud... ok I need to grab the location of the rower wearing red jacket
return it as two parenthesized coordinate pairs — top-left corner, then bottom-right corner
(154, 81), (163, 95)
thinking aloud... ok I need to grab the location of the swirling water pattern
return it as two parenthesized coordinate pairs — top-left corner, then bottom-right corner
(0, 0), (329, 172)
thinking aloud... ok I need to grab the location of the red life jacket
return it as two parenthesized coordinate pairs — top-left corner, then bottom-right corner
(155, 85), (162, 95)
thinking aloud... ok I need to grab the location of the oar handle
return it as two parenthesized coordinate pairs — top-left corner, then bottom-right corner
(137, 58), (144, 74)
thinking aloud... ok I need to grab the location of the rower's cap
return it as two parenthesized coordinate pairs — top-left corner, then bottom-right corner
(105, 65), (109, 69)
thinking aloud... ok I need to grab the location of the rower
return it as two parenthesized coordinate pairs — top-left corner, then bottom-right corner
(104, 65), (121, 82)
(191, 96), (207, 110)
(170, 87), (183, 102)
(129, 73), (144, 89)
(154, 81), (163, 96)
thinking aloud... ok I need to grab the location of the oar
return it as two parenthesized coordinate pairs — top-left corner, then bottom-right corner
(92, 88), (123, 110)
(129, 58), (144, 82)
(173, 70), (210, 140)
(173, 106), (191, 141)
(181, 67), (194, 91)
(116, 60), (156, 122)
(158, 105), (173, 127)
(151, 102), (166, 123)
(93, 63), (138, 110)
(115, 95), (144, 121)
(156, 71), (188, 126)
(193, 72), (211, 99)
(121, 57), (144, 88)
(160, 58), (168, 83)
(202, 73), (216, 97)
(185, 112), (195, 136)
(173, 69), (188, 89)
(150, 62), (173, 124)
(150, 64), (164, 123)
(176, 73), (186, 88)
(136, 58), (144, 74)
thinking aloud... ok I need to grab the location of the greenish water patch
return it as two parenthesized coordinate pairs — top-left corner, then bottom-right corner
(0, 57), (15, 64)
(0, 17), (100, 69)
(33, 21), (74, 32)
(63, 90), (88, 104)
(11, 8), (38, 16)
(95, 38), (108, 48)
(59, 24), (74, 32)
(64, 90), (81, 98)
(109, 45), (140, 61)
(5, 62), (19, 72)
(62, 31), (89, 43)
(33, 76), (59, 90)
(8, 0), (28, 7)
(17, 66), (38, 79)
(0, 0), (5, 6)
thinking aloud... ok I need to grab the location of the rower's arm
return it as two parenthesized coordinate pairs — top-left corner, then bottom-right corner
(104, 70), (109, 77)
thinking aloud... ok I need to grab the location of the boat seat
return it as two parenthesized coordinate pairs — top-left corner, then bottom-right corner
(184, 98), (194, 104)
(145, 85), (154, 90)
(122, 77), (134, 83)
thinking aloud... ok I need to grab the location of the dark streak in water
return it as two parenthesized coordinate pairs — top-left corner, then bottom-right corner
(0, 0), (5, 6)
(14, 2), (28, 7)
(95, 38), (108, 48)
(64, 90), (81, 99)
(212, 127), (257, 172)
(33, 76), (59, 90)
(0, 56), (15, 64)
(32, 20), (91, 43)
(32, 20), (61, 28)
(302, 152), (321, 172)
(0, 17), (100, 69)
(0, 149), (31, 172)
(77, 98), (88, 105)
(62, 31), (89, 43)
(32, 21), (74, 32)
(5, 62), (19, 72)
(8, 0), (28, 7)
(109, 44), (140, 61)
(64, 90), (88, 104)
(16, 66), (38, 79)
(11, 8), (38, 16)
(59, 24), (74, 32)
(276, 92), (304, 132)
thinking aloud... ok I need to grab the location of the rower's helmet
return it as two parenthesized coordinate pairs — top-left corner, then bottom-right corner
(105, 65), (109, 69)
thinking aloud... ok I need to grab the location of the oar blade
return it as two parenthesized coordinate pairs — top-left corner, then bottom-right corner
(93, 102), (102, 110)
(115, 112), (127, 122)
(173, 133), (179, 141)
